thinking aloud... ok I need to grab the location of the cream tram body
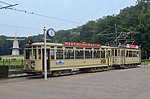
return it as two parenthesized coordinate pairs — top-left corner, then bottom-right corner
(112, 47), (141, 68)
(24, 42), (112, 74)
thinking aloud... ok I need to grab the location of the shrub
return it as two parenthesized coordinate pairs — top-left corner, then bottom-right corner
(0, 65), (9, 78)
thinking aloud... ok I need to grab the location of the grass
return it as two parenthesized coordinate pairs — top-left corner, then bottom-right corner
(0, 60), (23, 66)
(141, 61), (150, 65)
(0, 58), (150, 67)
(141, 59), (150, 65)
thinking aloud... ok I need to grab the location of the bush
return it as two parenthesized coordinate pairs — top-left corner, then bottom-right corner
(0, 57), (2, 61)
(0, 65), (9, 78)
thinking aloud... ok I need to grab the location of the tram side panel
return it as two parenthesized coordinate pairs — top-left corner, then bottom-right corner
(112, 48), (141, 68)
(51, 48), (112, 71)
(124, 49), (141, 66)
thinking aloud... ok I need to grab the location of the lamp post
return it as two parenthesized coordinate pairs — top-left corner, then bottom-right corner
(43, 27), (47, 80)
(43, 27), (55, 80)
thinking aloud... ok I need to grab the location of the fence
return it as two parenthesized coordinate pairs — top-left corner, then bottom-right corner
(0, 59), (23, 66)
(0, 59), (24, 78)
(0, 65), (9, 78)
(141, 59), (150, 67)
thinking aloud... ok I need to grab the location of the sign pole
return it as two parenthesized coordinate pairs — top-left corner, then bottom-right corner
(43, 27), (55, 80)
(44, 27), (47, 80)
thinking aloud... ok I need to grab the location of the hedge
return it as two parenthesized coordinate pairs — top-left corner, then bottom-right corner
(0, 65), (9, 78)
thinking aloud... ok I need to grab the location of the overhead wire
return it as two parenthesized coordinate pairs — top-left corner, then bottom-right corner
(7, 8), (82, 24)
(0, 1), (82, 24)
(0, 23), (41, 31)
(0, 12), (53, 26)
(0, 1), (11, 5)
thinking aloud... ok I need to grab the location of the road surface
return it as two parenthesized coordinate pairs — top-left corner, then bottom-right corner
(0, 66), (150, 99)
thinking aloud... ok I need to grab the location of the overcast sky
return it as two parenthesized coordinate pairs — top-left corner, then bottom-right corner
(0, 0), (137, 37)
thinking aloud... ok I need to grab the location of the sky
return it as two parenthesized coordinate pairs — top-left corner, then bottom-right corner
(0, 0), (137, 37)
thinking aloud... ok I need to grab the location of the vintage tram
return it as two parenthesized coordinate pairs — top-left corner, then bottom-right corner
(23, 42), (141, 75)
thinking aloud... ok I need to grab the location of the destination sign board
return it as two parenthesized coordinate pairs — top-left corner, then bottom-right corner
(126, 44), (139, 49)
(64, 42), (101, 48)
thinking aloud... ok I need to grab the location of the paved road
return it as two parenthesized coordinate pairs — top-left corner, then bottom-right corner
(0, 66), (150, 99)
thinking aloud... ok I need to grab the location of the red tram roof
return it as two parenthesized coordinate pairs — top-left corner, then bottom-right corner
(126, 44), (139, 49)
(64, 42), (101, 48)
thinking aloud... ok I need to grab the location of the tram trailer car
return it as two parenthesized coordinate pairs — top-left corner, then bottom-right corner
(112, 44), (141, 68)
(23, 42), (141, 75)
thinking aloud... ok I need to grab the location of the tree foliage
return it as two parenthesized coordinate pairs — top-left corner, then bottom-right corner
(0, 2), (149, 58)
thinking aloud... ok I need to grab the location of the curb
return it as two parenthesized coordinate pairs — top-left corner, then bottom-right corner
(9, 73), (28, 78)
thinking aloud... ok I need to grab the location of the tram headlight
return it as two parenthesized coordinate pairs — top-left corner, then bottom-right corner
(31, 61), (35, 68)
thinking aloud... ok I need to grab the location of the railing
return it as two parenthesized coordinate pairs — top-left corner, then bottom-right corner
(0, 59), (24, 78)
(141, 59), (150, 67)
(0, 59), (24, 66)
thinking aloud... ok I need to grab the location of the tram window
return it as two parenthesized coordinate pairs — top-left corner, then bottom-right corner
(115, 49), (117, 56)
(75, 50), (84, 59)
(85, 50), (92, 59)
(118, 50), (120, 56)
(106, 50), (110, 57)
(51, 49), (54, 59)
(56, 50), (63, 59)
(38, 49), (41, 59)
(126, 51), (129, 57)
(57, 47), (62, 49)
(93, 51), (100, 58)
(121, 50), (125, 57)
(65, 50), (74, 59)
(85, 48), (92, 50)
(25, 49), (32, 59)
(129, 51), (132, 57)
(112, 49), (114, 56)
(137, 51), (139, 57)
(65, 47), (73, 49)
(101, 50), (105, 58)
(33, 49), (37, 59)
(133, 51), (138, 57)
(76, 47), (83, 49)
(132, 51), (135, 57)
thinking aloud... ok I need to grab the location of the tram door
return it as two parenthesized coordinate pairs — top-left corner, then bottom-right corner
(42, 49), (50, 72)
(121, 49), (125, 65)
(107, 50), (112, 66)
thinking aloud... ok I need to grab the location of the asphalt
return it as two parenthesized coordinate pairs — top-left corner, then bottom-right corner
(0, 65), (150, 99)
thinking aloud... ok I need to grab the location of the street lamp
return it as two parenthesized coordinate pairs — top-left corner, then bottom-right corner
(43, 27), (55, 80)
